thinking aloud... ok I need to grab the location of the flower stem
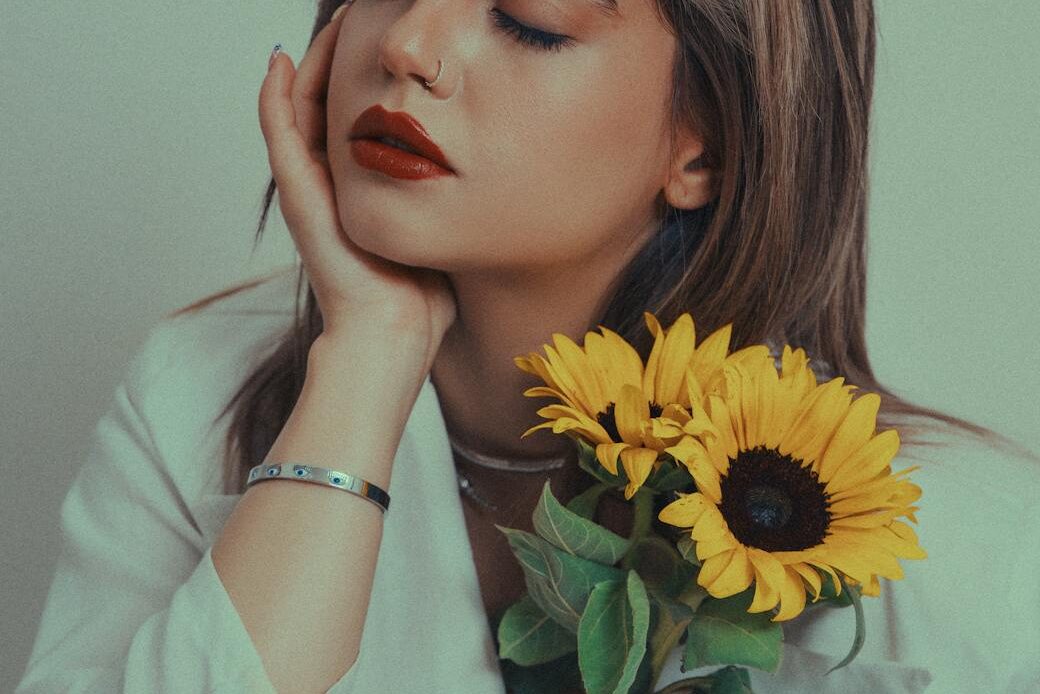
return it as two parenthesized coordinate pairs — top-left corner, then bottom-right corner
(621, 489), (655, 573)
(628, 487), (656, 547)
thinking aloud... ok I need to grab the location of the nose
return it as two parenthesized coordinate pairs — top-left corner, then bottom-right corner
(377, 0), (456, 92)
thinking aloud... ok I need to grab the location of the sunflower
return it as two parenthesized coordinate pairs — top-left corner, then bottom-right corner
(513, 311), (769, 499)
(657, 346), (927, 621)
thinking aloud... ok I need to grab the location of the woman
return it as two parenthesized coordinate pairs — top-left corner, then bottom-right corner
(16, 0), (1040, 692)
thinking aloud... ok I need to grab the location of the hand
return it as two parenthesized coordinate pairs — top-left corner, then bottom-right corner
(258, 6), (458, 372)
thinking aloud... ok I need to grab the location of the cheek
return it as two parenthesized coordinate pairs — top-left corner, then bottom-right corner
(478, 108), (662, 245)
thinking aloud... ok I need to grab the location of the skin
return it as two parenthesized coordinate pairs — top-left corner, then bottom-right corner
(325, 0), (717, 469)
(261, 0), (719, 626)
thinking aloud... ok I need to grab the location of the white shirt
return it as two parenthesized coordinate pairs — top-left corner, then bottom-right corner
(15, 271), (1040, 693)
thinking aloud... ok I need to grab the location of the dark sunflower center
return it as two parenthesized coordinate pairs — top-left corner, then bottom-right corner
(718, 446), (831, 552)
(597, 401), (664, 442)
(744, 486), (793, 529)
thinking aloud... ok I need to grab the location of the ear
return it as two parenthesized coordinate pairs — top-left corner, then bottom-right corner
(662, 134), (718, 211)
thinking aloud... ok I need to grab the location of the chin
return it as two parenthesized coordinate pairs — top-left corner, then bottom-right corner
(340, 214), (453, 271)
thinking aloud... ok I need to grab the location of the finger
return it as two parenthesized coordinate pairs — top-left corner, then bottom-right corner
(293, 3), (352, 156)
(259, 51), (341, 260)
(259, 51), (314, 204)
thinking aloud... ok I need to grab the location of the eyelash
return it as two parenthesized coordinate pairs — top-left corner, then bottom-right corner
(489, 8), (575, 52)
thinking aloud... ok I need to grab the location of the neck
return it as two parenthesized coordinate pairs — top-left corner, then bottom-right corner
(430, 261), (622, 462)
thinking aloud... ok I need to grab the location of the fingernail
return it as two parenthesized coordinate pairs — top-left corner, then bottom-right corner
(268, 43), (282, 70)
(332, 4), (347, 21)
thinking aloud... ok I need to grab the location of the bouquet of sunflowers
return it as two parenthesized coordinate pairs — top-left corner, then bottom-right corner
(495, 312), (926, 693)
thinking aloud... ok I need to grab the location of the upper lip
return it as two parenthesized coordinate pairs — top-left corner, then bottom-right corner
(350, 105), (455, 173)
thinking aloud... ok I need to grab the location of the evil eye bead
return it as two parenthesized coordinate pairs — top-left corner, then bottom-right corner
(266, 465), (281, 477)
(293, 464), (311, 477)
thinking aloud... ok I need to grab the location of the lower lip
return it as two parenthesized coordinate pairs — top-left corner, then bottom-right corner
(350, 139), (454, 180)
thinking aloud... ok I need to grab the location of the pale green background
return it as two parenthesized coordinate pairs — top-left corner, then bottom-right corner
(2, 1), (1038, 689)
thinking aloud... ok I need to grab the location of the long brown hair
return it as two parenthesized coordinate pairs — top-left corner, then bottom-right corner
(169, 0), (1037, 495)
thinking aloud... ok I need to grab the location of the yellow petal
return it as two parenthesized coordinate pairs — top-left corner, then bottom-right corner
(596, 442), (629, 475)
(779, 378), (853, 465)
(861, 574), (881, 596)
(790, 562), (823, 601)
(683, 366), (706, 411)
(615, 384), (651, 446)
(691, 505), (730, 541)
(538, 345), (588, 411)
(682, 449), (723, 504)
(528, 406), (613, 444)
(658, 492), (711, 528)
(707, 394), (739, 461)
(750, 357), (779, 449)
(600, 326), (647, 396)
(772, 567), (808, 621)
(664, 434), (710, 467)
(520, 421), (557, 439)
(521, 385), (574, 402)
(654, 313), (697, 407)
(837, 524), (927, 561)
(827, 489), (898, 517)
(829, 506), (909, 529)
(695, 529), (739, 561)
(641, 313), (668, 405)
(705, 545), (755, 598)
(780, 346), (817, 397)
(814, 541), (886, 585)
(581, 332), (616, 413)
(746, 548), (785, 613)
(652, 416), (687, 440)
(698, 549), (734, 588)
(620, 447), (660, 499)
(818, 393), (882, 482)
(827, 429), (901, 492)
(806, 560), (842, 596)
(551, 332), (602, 413)
(690, 323), (731, 383)
(722, 363), (749, 450)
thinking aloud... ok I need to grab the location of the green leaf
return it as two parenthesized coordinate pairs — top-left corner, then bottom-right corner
(577, 571), (652, 694)
(675, 535), (702, 568)
(646, 587), (695, 688)
(825, 575), (865, 674)
(644, 461), (694, 494)
(621, 534), (699, 598)
(499, 649), (584, 694)
(654, 665), (754, 694)
(814, 568), (853, 607)
(683, 590), (782, 674)
(709, 665), (754, 693)
(577, 438), (628, 486)
(533, 481), (631, 565)
(567, 481), (610, 520)
(497, 594), (578, 666)
(498, 526), (625, 632)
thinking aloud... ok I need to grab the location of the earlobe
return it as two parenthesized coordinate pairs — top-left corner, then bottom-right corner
(664, 159), (718, 210)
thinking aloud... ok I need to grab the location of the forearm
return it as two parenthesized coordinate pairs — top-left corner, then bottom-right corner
(210, 328), (429, 693)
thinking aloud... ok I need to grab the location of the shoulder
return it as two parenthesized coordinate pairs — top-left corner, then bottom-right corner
(145, 265), (299, 379)
(887, 427), (1040, 688)
(778, 425), (1040, 690)
(896, 425), (1040, 531)
(119, 267), (301, 498)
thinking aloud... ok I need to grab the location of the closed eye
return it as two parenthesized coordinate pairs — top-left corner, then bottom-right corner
(489, 8), (575, 52)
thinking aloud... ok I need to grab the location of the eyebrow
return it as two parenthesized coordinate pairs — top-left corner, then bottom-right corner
(582, 0), (621, 20)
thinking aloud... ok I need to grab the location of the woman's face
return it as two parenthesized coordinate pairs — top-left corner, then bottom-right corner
(326, 0), (682, 274)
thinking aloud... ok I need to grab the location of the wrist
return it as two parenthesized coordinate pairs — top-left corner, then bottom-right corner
(309, 325), (429, 377)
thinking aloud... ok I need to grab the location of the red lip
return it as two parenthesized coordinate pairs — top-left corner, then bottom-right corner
(349, 104), (455, 174)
